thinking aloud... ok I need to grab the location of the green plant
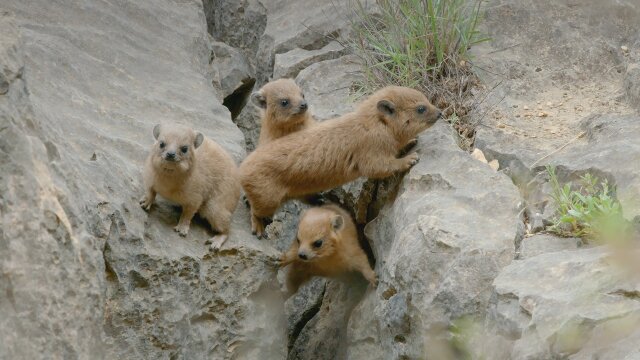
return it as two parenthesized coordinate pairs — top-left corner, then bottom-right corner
(546, 165), (627, 241)
(347, 0), (488, 126)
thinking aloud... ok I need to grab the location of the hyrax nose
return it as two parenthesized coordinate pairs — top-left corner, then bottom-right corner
(165, 151), (176, 160)
(299, 101), (308, 111)
(298, 252), (308, 260)
(437, 110), (443, 119)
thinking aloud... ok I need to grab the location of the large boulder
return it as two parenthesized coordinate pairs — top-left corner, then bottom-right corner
(346, 121), (524, 359)
(0, 1), (285, 359)
(492, 246), (640, 359)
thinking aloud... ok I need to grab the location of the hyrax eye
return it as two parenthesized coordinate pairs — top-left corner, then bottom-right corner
(417, 106), (427, 114)
(312, 239), (323, 248)
(159, 141), (166, 149)
(280, 99), (289, 107)
(180, 146), (188, 153)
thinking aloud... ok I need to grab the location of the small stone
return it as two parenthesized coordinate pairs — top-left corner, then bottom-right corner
(515, 114), (521, 118)
(546, 102), (552, 107)
(537, 105), (543, 110)
(538, 112), (548, 117)
(535, 67), (542, 72)
(621, 45), (629, 52)
(523, 105), (530, 110)
(498, 123), (506, 128)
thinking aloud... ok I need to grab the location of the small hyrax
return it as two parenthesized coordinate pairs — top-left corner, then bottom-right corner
(251, 78), (314, 146)
(279, 204), (376, 295)
(140, 124), (241, 250)
(240, 86), (442, 236)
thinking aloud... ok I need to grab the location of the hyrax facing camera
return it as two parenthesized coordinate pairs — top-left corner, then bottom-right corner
(140, 124), (241, 250)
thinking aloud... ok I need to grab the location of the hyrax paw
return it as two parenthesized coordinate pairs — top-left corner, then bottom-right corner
(405, 138), (418, 150)
(402, 152), (420, 170)
(173, 224), (189, 237)
(139, 197), (153, 211)
(209, 235), (228, 252)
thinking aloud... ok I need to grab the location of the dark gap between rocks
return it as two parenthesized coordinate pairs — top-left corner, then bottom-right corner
(223, 78), (256, 120)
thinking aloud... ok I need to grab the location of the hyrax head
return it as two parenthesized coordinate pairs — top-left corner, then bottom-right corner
(364, 86), (443, 142)
(251, 78), (308, 123)
(295, 207), (345, 262)
(150, 124), (204, 173)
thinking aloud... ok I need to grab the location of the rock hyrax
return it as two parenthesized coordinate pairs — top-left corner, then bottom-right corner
(140, 124), (241, 250)
(251, 78), (314, 146)
(279, 204), (376, 295)
(240, 86), (442, 236)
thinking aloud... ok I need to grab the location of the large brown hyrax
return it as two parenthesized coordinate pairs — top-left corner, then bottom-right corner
(279, 204), (376, 295)
(139, 124), (241, 250)
(251, 78), (314, 146)
(240, 86), (442, 236)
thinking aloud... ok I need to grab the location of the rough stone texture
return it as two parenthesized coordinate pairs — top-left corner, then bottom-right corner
(492, 246), (640, 359)
(296, 54), (362, 121)
(210, 40), (256, 119)
(0, 1), (285, 359)
(273, 41), (346, 80)
(346, 121), (524, 359)
(202, 0), (267, 66)
(473, 0), (640, 175)
(518, 234), (582, 259)
(256, 0), (375, 84)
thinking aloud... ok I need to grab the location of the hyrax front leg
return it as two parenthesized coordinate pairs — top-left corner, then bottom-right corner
(174, 205), (198, 237)
(365, 153), (420, 179)
(139, 188), (156, 211)
(279, 243), (299, 268)
(352, 253), (377, 287)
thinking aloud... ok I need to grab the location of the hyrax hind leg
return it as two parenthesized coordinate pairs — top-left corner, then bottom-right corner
(200, 198), (235, 251)
(351, 252), (377, 287)
(245, 189), (285, 238)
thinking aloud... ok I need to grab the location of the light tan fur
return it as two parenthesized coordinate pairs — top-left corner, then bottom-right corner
(139, 124), (241, 250)
(279, 204), (376, 294)
(251, 78), (314, 146)
(240, 86), (442, 236)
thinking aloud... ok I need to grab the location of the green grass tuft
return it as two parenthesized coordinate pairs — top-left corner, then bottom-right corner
(347, 0), (488, 147)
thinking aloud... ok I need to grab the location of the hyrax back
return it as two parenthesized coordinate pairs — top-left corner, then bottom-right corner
(140, 124), (241, 250)
(251, 78), (314, 146)
(240, 86), (442, 236)
(279, 204), (376, 294)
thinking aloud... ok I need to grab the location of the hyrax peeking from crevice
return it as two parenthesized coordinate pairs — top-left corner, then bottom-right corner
(251, 78), (314, 146)
(240, 86), (442, 236)
(140, 124), (241, 250)
(279, 204), (376, 295)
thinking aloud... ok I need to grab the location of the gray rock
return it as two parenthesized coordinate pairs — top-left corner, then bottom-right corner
(518, 234), (582, 259)
(256, 0), (376, 84)
(347, 121), (524, 359)
(210, 41), (256, 119)
(0, 1), (285, 359)
(625, 62), (640, 110)
(273, 41), (346, 79)
(296, 54), (362, 121)
(492, 246), (640, 359)
(202, 0), (267, 65)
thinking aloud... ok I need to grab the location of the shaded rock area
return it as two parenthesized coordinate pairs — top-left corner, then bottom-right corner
(2, 0), (640, 359)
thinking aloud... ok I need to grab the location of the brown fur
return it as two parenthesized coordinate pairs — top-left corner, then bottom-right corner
(251, 78), (314, 146)
(139, 124), (241, 250)
(240, 86), (442, 236)
(279, 204), (376, 294)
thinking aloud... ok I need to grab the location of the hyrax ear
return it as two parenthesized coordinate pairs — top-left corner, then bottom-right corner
(251, 92), (267, 109)
(377, 99), (396, 117)
(153, 124), (161, 140)
(331, 215), (344, 231)
(194, 133), (204, 149)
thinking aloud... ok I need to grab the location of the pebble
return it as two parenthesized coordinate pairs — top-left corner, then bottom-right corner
(498, 124), (506, 128)
(538, 112), (548, 117)
(546, 102), (552, 107)
(621, 45), (629, 52)
(523, 105), (530, 110)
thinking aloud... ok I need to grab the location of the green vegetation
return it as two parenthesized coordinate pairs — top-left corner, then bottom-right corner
(347, 0), (487, 147)
(546, 165), (628, 241)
